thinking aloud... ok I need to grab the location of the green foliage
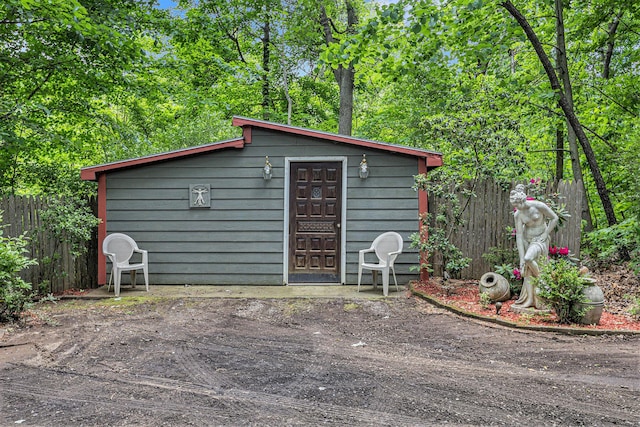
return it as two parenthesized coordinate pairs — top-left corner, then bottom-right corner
(0, 0), (169, 195)
(582, 218), (640, 273)
(482, 245), (518, 268)
(483, 245), (524, 296)
(535, 258), (589, 324)
(479, 291), (492, 309)
(0, 212), (38, 322)
(494, 263), (523, 297)
(624, 295), (640, 320)
(0, 0), (637, 266)
(523, 179), (572, 230)
(410, 173), (471, 278)
(35, 198), (100, 293)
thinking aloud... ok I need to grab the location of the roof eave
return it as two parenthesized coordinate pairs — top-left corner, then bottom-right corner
(232, 116), (443, 162)
(80, 138), (245, 181)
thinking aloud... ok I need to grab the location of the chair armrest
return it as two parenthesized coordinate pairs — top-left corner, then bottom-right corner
(103, 251), (116, 263)
(386, 249), (402, 265)
(134, 248), (148, 264)
(359, 247), (375, 263)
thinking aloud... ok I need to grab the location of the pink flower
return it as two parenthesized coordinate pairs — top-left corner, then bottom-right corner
(559, 247), (569, 256)
(513, 268), (522, 280)
(549, 246), (558, 256)
(530, 178), (536, 183)
(526, 197), (535, 200)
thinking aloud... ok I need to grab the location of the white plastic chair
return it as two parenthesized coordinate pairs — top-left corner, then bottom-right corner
(357, 232), (403, 296)
(102, 233), (149, 297)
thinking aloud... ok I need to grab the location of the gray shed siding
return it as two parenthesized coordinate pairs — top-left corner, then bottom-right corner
(106, 128), (421, 285)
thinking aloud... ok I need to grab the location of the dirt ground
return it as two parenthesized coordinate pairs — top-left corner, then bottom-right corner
(1, 293), (638, 426)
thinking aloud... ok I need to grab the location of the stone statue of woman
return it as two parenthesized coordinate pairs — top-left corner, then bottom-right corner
(509, 184), (559, 310)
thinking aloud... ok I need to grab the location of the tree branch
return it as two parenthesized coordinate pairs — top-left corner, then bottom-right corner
(584, 81), (637, 118)
(0, 18), (47, 25)
(603, 11), (623, 79)
(500, 0), (618, 226)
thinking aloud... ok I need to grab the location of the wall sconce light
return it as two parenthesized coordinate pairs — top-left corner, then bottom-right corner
(263, 156), (273, 180)
(358, 154), (369, 179)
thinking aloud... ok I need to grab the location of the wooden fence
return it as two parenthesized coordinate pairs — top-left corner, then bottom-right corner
(0, 180), (582, 291)
(0, 196), (98, 293)
(427, 180), (583, 279)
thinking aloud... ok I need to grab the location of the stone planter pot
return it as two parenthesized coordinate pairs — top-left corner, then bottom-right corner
(573, 283), (604, 325)
(479, 272), (511, 302)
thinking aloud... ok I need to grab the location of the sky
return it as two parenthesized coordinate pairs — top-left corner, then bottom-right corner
(157, 0), (177, 9)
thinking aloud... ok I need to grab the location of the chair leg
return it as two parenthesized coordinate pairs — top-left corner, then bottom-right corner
(114, 269), (121, 297)
(143, 267), (149, 292)
(357, 267), (362, 292)
(107, 268), (113, 293)
(391, 267), (399, 292)
(382, 268), (389, 297)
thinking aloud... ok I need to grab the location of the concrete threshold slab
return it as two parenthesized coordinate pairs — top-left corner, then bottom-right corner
(75, 284), (409, 300)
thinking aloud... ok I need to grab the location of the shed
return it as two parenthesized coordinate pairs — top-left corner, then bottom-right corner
(81, 117), (443, 287)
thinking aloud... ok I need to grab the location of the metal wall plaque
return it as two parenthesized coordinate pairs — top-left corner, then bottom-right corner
(189, 184), (211, 208)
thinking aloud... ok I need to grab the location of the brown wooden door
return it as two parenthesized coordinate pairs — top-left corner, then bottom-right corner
(289, 162), (342, 283)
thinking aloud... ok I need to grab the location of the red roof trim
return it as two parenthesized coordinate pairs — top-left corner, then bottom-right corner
(232, 116), (443, 166)
(81, 118), (443, 181)
(242, 126), (252, 143)
(81, 138), (245, 181)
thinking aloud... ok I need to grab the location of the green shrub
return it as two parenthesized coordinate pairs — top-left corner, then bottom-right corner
(493, 263), (523, 297)
(36, 197), (100, 294)
(479, 291), (492, 309)
(535, 258), (589, 324)
(483, 246), (523, 296)
(410, 174), (471, 278)
(583, 218), (639, 274)
(0, 213), (38, 322)
(625, 295), (640, 320)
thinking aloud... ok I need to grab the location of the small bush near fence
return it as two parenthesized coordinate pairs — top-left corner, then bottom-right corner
(0, 215), (38, 321)
(0, 196), (99, 294)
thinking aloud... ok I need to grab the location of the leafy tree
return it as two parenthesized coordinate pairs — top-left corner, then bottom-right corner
(0, 0), (170, 196)
(319, 1), (360, 135)
(0, 0), (637, 277)
(340, 0), (638, 233)
(500, 0), (617, 227)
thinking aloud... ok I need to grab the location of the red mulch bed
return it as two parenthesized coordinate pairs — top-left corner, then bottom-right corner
(413, 280), (640, 332)
(54, 288), (91, 297)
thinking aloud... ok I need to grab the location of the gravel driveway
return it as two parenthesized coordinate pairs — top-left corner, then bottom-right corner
(1, 295), (638, 426)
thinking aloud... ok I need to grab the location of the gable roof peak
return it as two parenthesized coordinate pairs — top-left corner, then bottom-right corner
(232, 116), (442, 163)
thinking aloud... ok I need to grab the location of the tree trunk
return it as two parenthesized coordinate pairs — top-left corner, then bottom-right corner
(555, 125), (564, 182)
(603, 12), (623, 79)
(338, 64), (355, 136)
(554, 0), (592, 230)
(279, 48), (292, 125)
(500, 0), (618, 227)
(320, 2), (357, 135)
(261, 11), (271, 121)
